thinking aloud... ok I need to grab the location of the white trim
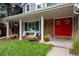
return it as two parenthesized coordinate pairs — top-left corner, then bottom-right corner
(53, 19), (55, 38)
(24, 4), (26, 13)
(39, 20), (41, 34)
(54, 16), (74, 19)
(36, 4), (37, 10)
(23, 5), (25, 13)
(25, 3), (31, 12)
(36, 3), (46, 10)
(36, 3), (43, 10)
(6, 21), (9, 38)
(22, 22), (25, 34)
(23, 21), (40, 35)
(45, 3), (47, 8)
(29, 3), (31, 12)
(72, 16), (74, 38)
(73, 11), (79, 14)
(19, 20), (22, 40)
(40, 15), (44, 42)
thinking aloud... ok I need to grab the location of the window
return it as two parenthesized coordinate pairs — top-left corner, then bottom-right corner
(25, 23), (27, 31)
(26, 4), (30, 11)
(25, 21), (39, 31)
(37, 4), (41, 9)
(65, 19), (70, 25)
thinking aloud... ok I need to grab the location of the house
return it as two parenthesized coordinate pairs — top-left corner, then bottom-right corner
(3, 3), (79, 41)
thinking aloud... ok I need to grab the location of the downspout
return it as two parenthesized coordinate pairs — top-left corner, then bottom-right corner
(73, 4), (79, 38)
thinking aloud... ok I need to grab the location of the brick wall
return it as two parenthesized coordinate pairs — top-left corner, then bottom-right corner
(44, 19), (54, 36)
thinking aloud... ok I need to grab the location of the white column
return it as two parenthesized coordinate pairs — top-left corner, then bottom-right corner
(19, 20), (22, 40)
(40, 16), (44, 42)
(23, 22), (25, 34)
(6, 21), (9, 38)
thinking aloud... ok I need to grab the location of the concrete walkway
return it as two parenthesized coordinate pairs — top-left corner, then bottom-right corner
(47, 47), (73, 56)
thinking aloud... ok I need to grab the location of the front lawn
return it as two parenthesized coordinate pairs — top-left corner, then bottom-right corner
(0, 40), (53, 56)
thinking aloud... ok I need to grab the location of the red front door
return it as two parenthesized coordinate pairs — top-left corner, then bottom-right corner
(63, 18), (73, 36)
(55, 17), (73, 37)
(55, 19), (63, 36)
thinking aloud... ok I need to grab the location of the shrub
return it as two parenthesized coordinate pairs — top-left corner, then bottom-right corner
(71, 37), (79, 55)
(44, 34), (49, 40)
(44, 34), (49, 42)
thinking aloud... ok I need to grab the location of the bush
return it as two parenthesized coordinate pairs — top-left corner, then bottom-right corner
(71, 38), (79, 55)
(44, 34), (49, 40)
(44, 34), (49, 42)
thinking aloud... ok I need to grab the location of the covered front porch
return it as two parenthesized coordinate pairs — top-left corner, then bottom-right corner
(3, 4), (75, 44)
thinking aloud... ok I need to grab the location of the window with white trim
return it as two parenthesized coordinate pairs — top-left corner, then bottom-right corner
(26, 4), (30, 11)
(37, 4), (41, 9)
(36, 3), (42, 9)
(25, 21), (39, 31)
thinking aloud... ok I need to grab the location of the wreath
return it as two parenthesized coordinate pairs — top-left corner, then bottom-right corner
(65, 19), (70, 24)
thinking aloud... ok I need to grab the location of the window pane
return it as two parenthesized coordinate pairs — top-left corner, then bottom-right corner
(25, 23), (27, 31)
(25, 22), (39, 31)
(26, 5), (30, 11)
(37, 4), (41, 9)
(35, 21), (39, 31)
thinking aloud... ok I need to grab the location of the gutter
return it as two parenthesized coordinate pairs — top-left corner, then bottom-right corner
(73, 3), (79, 15)
(73, 11), (79, 14)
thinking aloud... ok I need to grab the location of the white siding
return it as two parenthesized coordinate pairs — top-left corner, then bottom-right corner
(23, 3), (68, 13)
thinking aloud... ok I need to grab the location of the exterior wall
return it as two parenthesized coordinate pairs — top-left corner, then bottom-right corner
(23, 3), (68, 13)
(23, 3), (36, 13)
(30, 3), (36, 11)
(42, 3), (46, 8)
(44, 19), (54, 36)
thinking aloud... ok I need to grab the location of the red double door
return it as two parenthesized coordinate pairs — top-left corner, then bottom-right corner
(55, 17), (73, 36)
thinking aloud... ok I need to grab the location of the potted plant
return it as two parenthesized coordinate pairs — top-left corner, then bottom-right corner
(44, 34), (49, 42)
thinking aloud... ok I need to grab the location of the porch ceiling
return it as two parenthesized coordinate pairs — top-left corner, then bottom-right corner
(3, 4), (74, 22)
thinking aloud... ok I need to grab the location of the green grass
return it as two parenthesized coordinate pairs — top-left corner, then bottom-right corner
(0, 39), (53, 56)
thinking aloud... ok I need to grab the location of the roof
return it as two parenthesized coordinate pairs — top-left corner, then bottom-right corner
(3, 3), (74, 21)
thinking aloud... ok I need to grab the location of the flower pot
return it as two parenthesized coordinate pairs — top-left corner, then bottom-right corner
(44, 39), (49, 42)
